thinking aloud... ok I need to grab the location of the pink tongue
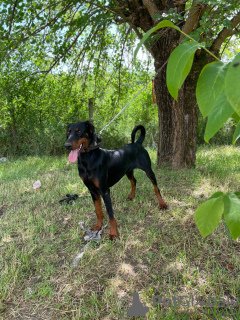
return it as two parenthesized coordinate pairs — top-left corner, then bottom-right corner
(69, 149), (79, 162)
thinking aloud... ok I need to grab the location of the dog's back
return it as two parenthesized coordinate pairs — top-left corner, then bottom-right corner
(65, 122), (167, 240)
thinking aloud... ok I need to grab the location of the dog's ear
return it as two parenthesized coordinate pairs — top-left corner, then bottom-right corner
(84, 121), (95, 135)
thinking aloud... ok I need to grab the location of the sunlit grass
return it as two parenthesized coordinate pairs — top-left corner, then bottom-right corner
(0, 145), (239, 319)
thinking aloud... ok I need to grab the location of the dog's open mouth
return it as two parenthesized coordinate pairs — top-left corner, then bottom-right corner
(69, 143), (85, 162)
(79, 143), (85, 153)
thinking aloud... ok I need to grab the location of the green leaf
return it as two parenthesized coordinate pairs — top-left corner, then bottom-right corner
(234, 191), (240, 198)
(223, 194), (231, 215)
(194, 197), (224, 238)
(225, 53), (240, 116)
(232, 121), (240, 145)
(209, 191), (224, 199)
(166, 41), (199, 100)
(196, 62), (228, 118)
(204, 91), (234, 143)
(223, 193), (240, 240)
(134, 20), (180, 59)
(232, 112), (240, 123)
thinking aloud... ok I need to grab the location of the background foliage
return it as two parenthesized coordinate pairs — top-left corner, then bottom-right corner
(0, 0), (239, 157)
(0, 65), (238, 157)
(0, 61), (158, 156)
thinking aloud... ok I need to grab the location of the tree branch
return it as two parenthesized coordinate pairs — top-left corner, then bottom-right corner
(132, 26), (144, 40)
(142, 0), (160, 25)
(8, 0), (18, 36)
(1, 27), (87, 97)
(211, 11), (240, 52)
(0, 2), (75, 66)
(179, 1), (205, 41)
(117, 25), (132, 103)
(114, 17), (127, 24)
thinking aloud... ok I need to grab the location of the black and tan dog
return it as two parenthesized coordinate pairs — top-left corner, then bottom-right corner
(64, 121), (167, 240)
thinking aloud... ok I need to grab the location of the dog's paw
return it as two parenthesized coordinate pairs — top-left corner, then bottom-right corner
(160, 203), (168, 210)
(109, 233), (119, 241)
(93, 224), (102, 231)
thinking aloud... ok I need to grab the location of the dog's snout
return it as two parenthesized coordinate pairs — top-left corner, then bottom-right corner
(64, 142), (72, 150)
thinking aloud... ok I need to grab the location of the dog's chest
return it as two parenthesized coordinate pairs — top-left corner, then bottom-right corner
(77, 159), (98, 179)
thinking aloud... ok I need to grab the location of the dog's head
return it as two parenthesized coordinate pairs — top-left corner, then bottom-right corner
(64, 121), (95, 162)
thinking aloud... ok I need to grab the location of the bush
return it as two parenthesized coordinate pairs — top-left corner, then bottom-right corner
(197, 114), (236, 145)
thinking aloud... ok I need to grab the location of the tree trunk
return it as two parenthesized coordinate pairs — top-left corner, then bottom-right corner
(89, 98), (93, 122)
(121, 0), (211, 169)
(11, 103), (19, 152)
(151, 30), (206, 169)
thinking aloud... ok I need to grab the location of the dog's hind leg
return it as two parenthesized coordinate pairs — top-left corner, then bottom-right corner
(146, 169), (167, 209)
(136, 150), (167, 210)
(126, 170), (137, 200)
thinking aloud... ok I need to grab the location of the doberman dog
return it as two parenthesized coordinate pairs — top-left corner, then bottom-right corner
(64, 121), (167, 240)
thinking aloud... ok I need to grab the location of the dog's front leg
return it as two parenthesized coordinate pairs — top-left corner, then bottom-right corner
(101, 189), (119, 240)
(81, 177), (104, 231)
(91, 192), (104, 231)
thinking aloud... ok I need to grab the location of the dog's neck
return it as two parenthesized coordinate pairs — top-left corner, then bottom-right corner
(84, 134), (103, 152)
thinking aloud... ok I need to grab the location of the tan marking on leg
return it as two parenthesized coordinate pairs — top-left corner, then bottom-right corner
(91, 178), (99, 188)
(147, 173), (167, 210)
(127, 178), (136, 200)
(153, 185), (167, 209)
(126, 171), (136, 200)
(93, 194), (104, 231)
(109, 217), (119, 240)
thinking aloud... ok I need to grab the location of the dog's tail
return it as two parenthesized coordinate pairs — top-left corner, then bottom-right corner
(131, 125), (146, 145)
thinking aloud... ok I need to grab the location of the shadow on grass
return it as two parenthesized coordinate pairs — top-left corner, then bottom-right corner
(0, 145), (240, 319)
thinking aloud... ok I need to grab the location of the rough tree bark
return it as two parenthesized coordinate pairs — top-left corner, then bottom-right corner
(119, 1), (239, 169)
(113, 0), (210, 169)
(152, 33), (207, 169)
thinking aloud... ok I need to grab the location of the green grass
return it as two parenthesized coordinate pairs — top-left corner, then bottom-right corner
(0, 145), (240, 319)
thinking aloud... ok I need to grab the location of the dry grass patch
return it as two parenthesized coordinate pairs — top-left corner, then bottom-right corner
(0, 146), (240, 319)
